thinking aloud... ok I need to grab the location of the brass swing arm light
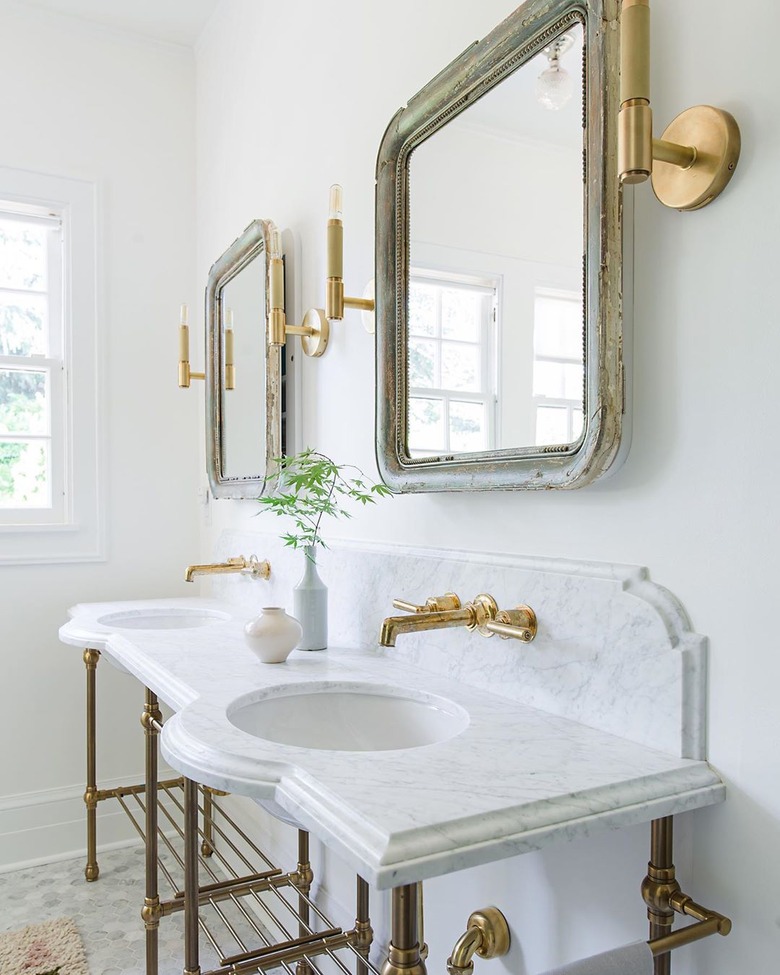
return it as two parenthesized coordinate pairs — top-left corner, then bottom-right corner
(178, 303), (206, 387)
(618, 0), (740, 210)
(325, 183), (375, 322)
(178, 302), (236, 389)
(267, 224), (329, 358)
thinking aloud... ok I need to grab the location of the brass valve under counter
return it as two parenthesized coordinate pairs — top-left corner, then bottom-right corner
(379, 592), (537, 647)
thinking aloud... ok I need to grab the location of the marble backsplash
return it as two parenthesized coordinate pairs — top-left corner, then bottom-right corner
(210, 531), (706, 761)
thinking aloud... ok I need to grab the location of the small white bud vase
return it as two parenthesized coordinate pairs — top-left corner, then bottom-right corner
(244, 608), (302, 664)
(293, 546), (328, 650)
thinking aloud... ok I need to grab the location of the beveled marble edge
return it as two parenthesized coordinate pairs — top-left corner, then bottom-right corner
(61, 597), (725, 889)
(160, 709), (724, 889)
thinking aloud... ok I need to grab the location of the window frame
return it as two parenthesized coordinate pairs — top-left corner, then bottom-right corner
(0, 167), (103, 564)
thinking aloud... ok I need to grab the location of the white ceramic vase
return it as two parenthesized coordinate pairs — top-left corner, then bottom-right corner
(244, 607), (302, 664)
(293, 546), (328, 650)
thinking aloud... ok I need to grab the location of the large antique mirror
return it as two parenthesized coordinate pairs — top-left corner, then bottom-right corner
(205, 219), (284, 499)
(376, 0), (629, 491)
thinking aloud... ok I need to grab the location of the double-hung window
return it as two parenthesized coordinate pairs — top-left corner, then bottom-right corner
(407, 269), (497, 456)
(532, 288), (584, 445)
(0, 204), (65, 522)
(0, 168), (100, 563)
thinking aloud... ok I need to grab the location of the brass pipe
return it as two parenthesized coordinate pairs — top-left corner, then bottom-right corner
(83, 648), (100, 882)
(344, 296), (376, 312)
(183, 776), (201, 975)
(447, 908), (511, 975)
(649, 917), (723, 956)
(652, 138), (696, 169)
(141, 688), (163, 975)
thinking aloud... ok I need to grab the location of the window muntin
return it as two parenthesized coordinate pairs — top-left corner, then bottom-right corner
(408, 270), (497, 456)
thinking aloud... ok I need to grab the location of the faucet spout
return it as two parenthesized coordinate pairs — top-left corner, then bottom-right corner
(184, 555), (271, 583)
(379, 607), (477, 647)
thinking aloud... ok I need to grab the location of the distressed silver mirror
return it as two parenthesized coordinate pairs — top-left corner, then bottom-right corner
(205, 219), (283, 499)
(376, 0), (629, 491)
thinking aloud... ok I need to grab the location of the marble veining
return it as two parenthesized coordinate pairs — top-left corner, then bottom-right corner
(60, 539), (723, 889)
(211, 531), (707, 758)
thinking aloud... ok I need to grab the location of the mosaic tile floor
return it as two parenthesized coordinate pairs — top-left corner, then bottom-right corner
(0, 844), (220, 975)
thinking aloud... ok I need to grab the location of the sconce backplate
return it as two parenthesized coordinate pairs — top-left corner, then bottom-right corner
(652, 105), (741, 211)
(301, 308), (329, 357)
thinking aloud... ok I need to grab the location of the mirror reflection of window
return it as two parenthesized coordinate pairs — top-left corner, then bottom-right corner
(405, 21), (584, 460)
(407, 270), (497, 456)
(532, 289), (584, 445)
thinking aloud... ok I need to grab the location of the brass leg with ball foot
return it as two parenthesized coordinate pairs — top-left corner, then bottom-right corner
(83, 648), (100, 882)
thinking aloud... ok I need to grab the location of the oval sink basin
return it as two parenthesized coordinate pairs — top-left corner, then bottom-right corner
(96, 608), (231, 630)
(229, 682), (469, 752)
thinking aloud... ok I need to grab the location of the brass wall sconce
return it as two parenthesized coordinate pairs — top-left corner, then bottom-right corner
(267, 224), (329, 358)
(618, 0), (740, 210)
(178, 303), (205, 388)
(178, 302), (235, 388)
(325, 184), (375, 325)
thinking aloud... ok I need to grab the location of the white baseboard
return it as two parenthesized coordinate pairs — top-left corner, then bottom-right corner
(0, 775), (147, 874)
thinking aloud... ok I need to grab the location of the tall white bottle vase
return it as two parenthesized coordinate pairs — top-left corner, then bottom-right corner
(293, 546), (328, 650)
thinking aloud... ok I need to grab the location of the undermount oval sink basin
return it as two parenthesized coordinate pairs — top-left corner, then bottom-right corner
(96, 608), (231, 630)
(228, 682), (469, 752)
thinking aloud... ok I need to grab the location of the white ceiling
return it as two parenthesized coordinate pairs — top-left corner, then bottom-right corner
(16, 0), (221, 47)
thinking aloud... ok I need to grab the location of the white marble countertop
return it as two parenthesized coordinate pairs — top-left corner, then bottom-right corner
(60, 598), (725, 890)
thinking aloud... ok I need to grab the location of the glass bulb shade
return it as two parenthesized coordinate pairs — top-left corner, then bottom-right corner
(269, 226), (283, 260)
(225, 307), (234, 329)
(180, 302), (188, 326)
(329, 183), (343, 220)
(535, 65), (573, 110)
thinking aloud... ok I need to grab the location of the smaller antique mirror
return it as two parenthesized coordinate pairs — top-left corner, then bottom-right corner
(376, 0), (629, 492)
(205, 219), (284, 499)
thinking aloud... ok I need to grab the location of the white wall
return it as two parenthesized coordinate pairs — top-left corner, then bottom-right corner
(196, 1), (779, 972)
(0, 6), (199, 864)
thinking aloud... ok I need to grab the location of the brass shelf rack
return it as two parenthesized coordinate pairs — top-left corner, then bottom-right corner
(110, 776), (379, 975)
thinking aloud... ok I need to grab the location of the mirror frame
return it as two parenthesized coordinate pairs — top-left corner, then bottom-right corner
(375, 0), (629, 492)
(205, 218), (282, 499)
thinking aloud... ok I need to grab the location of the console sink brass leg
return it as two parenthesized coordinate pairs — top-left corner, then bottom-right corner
(201, 789), (214, 857)
(295, 829), (314, 975)
(183, 777), (201, 975)
(83, 648), (100, 882)
(141, 688), (162, 975)
(355, 875), (373, 975)
(646, 818), (675, 975)
(381, 884), (426, 975)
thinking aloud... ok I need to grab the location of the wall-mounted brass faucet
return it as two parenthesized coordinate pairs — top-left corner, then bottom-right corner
(184, 555), (271, 583)
(379, 592), (537, 647)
